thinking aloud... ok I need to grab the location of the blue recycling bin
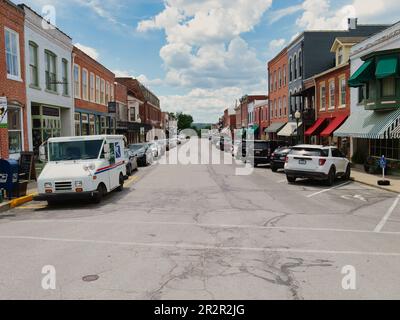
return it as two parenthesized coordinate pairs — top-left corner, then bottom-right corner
(0, 159), (19, 199)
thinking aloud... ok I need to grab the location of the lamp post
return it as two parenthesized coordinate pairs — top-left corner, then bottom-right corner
(295, 110), (301, 145)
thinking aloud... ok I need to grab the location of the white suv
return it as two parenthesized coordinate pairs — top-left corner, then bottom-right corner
(284, 145), (351, 186)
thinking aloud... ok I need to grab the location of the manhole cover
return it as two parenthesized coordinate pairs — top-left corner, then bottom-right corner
(82, 275), (99, 282)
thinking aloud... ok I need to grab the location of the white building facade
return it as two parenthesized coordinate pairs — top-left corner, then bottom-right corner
(21, 5), (74, 155)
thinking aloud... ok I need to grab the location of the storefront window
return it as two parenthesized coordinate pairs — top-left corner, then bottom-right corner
(81, 114), (89, 136)
(8, 107), (22, 154)
(75, 112), (81, 136)
(370, 139), (400, 160)
(89, 114), (95, 135)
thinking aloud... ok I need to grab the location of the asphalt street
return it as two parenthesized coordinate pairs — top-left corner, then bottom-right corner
(0, 139), (399, 299)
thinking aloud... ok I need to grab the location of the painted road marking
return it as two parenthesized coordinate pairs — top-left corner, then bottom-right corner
(341, 194), (367, 202)
(125, 175), (140, 187)
(374, 195), (400, 233)
(306, 181), (352, 198)
(9, 218), (400, 235)
(1, 234), (400, 257)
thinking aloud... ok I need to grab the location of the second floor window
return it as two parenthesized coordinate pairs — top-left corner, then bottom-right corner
(299, 51), (303, 77)
(90, 73), (95, 102)
(100, 79), (105, 105)
(340, 77), (346, 106)
(82, 69), (88, 100)
(320, 85), (326, 110)
(96, 76), (100, 104)
(129, 107), (136, 122)
(283, 67), (286, 86)
(5, 28), (20, 79)
(45, 50), (57, 92)
(73, 64), (80, 98)
(289, 59), (292, 81)
(294, 54), (297, 79)
(62, 59), (68, 96)
(329, 80), (335, 108)
(29, 42), (38, 87)
(106, 82), (110, 104)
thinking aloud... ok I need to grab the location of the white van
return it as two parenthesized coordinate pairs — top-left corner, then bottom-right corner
(34, 135), (127, 204)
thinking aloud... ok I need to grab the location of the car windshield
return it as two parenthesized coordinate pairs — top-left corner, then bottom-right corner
(129, 144), (145, 152)
(48, 140), (104, 161)
(290, 147), (328, 157)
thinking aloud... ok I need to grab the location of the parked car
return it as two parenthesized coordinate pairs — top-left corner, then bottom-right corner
(284, 145), (351, 186)
(124, 149), (138, 176)
(270, 147), (292, 172)
(129, 143), (154, 167)
(147, 142), (160, 158)
(245, 140), (286, 167)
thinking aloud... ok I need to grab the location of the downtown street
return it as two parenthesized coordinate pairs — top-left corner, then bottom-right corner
(0, 139), (399, 300)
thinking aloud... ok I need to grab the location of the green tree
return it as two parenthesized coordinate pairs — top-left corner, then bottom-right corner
(177, 113), (194, 131)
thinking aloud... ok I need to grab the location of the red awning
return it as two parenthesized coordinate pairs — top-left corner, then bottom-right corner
(320, 115), (348, 137)
(304, 118), (327, 136)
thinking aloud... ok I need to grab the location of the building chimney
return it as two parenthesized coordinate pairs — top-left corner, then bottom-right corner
(348, 18), (358, 30)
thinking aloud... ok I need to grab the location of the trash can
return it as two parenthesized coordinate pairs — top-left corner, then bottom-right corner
(0, 159), (19, 199)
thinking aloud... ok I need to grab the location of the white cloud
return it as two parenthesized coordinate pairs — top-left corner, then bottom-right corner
(267, 4), (303, 25)
(160, 87), (244, 123)
(295, 0), (400, 31)
(75, 43), (100, 60)
(268, 38), (286, 55)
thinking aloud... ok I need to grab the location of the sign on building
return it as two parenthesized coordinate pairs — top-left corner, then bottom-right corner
(0, 97), (7, 128)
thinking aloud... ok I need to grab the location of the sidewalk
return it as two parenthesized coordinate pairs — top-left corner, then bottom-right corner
(0, 181), (38, 213)
(352, 166), (400, 194)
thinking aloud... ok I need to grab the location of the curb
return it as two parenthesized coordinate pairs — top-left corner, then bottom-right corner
(0, 193), (36, 214)
(352, 177), (399, 194)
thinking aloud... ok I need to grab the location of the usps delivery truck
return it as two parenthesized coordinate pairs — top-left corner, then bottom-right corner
(34, 135), (127, 205)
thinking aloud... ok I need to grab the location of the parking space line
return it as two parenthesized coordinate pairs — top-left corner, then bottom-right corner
(306, 181), (352, 198)
(374, 195), (400, 233)
(1, 235), (400, 257)
(9, 218), (400, 235)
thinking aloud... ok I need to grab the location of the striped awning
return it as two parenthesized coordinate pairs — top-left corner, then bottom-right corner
(277, 122), (302, 137)
(265, 122), (286, 133)
(334, 107), (400, 139)
(390, 122), (400, 138)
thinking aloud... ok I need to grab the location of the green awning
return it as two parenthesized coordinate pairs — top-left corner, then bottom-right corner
(334, 107), (400, 139)
(265, 122), (286, 133)
(348, 59), (374, 87)
(375, 56), (398, 79)
(250, 124), (259, 132)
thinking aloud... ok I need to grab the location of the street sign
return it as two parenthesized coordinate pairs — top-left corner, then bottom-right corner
(0, 97), (7, 129)
(380, 156), (387, 169)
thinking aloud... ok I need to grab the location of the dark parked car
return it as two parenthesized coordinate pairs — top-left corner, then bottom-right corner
(270, 147), (292, 172)
(245, 140), (286, 167)
(129, 143), (154, 167)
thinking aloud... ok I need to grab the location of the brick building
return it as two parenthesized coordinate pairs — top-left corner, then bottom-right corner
(0, 0), (28, 159)
(266, 47), (288, 140)
(72, 46), (115, 136)
(115, 78), (161, 142)
(253, 100), (269, 140)
(306, 37), (365, 157)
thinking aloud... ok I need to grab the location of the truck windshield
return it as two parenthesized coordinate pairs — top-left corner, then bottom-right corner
(48, 140), (104, 161)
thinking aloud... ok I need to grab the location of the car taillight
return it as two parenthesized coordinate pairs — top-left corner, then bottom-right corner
(319, 158), (326, 166)
(271, 153), (275, 158)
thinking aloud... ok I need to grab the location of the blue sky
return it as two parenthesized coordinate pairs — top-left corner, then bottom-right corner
(16, 0), (400, 122)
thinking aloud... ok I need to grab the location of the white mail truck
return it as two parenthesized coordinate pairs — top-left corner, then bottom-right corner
(34, 135), (127, 205)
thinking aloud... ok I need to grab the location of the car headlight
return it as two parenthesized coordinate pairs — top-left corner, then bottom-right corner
(83, 163), (96, 171)
(75, 181), (83, 188)
(44, 182), (52, 189)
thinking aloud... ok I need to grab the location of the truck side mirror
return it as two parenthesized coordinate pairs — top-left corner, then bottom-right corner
(39, 145), (47, 162)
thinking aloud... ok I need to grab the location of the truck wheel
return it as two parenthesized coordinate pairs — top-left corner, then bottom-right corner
(94, 184), (106, 204)
(116, 174), (124, 192)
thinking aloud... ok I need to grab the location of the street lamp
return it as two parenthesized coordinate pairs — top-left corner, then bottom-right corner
(295, 110), (301, 145)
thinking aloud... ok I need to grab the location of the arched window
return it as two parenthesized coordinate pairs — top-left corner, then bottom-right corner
(294, 54), (297, 79)
(289, 58), (292, 82)
(298, 50), (303, 78)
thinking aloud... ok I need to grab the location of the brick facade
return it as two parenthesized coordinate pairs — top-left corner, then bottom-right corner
(0, 0), (27, 158)
(268, 48), (288, 125)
